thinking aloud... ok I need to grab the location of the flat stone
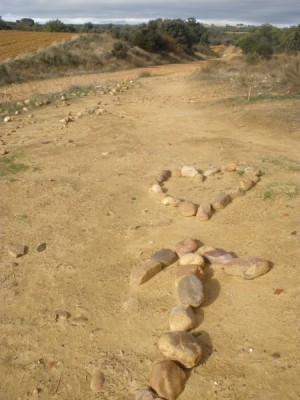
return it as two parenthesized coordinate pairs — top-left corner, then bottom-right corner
(178, 275), (204, 307)
(175, 264), (205, 286)
(157, 331), (202, 368)
(203, 248), (234, 264)
(8, 244), (26, 258)
(196, 245), (215, 255)
(220, 256), (272, 279)
(90, 369), (105, 393)
(196, 203), (213, 220)
(178, 201), (197, 217)
(211, 192), (231, 210)
(150, 360), (186, 400)
(221, 162), (237, 172)
(228, 188), (245, 200)
(71, 316), (88, 326)
(204, 167), (220, 177)
(135, 388), (158, 400)
(175, 238), (198, 257)
(151, 249), (178, 267)
(130, 260), (162, 285)
(179, 253), (205, 267)
(169, 305), (196, 331)
(240, 178), (254, 191)
(4, 116), (11, 122)
(181, 165), (199, 178)
(161, 196), (181, 207)
(194, 173), (204, 183)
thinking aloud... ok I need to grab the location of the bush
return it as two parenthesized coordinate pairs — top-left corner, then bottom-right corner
(246, 52), (259, 65)
(111, 41), (129, 58)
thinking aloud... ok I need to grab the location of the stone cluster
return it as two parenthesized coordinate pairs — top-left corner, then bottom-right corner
(149, 163), (261, 220)
(131, 238), (272, 399)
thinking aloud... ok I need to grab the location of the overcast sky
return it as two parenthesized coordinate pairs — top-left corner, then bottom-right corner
(1, 0), (299, 26)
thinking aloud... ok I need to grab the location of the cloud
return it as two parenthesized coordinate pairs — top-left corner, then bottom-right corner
(2, 0), (299, 26)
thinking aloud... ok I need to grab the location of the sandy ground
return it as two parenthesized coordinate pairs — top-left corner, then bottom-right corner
(0, 62), (300, 400)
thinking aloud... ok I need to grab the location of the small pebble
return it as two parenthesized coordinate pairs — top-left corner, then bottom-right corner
(8, 244), (26, 258)
(37, 243), (47, 252)
(55, 310), (71, 321)
(71, 315), (88, 326)
(181, 165), (199, 178)
(90, 369), (105, 393)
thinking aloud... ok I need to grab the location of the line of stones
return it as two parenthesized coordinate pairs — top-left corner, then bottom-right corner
(149, 163), (261, 220)
(131, 239), (272, 400)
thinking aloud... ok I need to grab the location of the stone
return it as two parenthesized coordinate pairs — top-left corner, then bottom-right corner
(157, 331), (202, 368)
(204, 167), (220, 177)
(37, 243), (47, 252)
(171, 169), (181, 178)
(149, 183), (163, 195)
(0, 149), (8, 156)
(4, 116), (11, 122)
(90, 369), (105, 393)
(135, 388), (158, 400)
(156, 174), (167, 184)
(8, 244), (26, 258)
(175, 238), (198, 257)
(175, 264), (205, 286)
(221, 162), (237, 172)
(179, 253), (205, 267)
(150, 360), (186, 400)
(169, 305), (196, 332)
(194, 173), (204, 183)
(130, 260), (162, 285)
(71, 316), (88, 326)
(211, 192), (231, 210)
(203, 248), (234, 264)
(220, 256), (272, 279)
(181, 165), (199, 178)
(55, 310), (70, 321)
(160, 169), (172, 179)
(240, 178), (254, 191)
(228, 187), (245, 200)
(178, 275), (204, 307)
(196, 203), (213, 220)
(196, 245), (215, 256)
(151, 249), (178, 267)
(248, 175), (260, 183)
(161, 196), (181, 207)
(178, 201), (197, 217)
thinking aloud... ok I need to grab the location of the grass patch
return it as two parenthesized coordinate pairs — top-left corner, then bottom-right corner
(262, 182), (299, 200)
(261, 157), (300, 172)
(224, 92), (300, 105)
(138, 71), (152, 78)
(0, 156), (29, 177)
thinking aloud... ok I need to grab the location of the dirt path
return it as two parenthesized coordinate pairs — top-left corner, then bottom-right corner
(0, 66), (300, 400)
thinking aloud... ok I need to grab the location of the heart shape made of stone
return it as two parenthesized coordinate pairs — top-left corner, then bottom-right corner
(149, 162), (261, 220)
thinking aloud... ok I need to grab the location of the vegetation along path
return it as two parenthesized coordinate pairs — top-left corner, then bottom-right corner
(0, 63), (300, 399)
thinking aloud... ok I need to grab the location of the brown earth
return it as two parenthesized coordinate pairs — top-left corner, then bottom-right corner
(0, 62), (300, 400)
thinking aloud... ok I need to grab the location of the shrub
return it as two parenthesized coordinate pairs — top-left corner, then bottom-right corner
(111, 41), (129, 58)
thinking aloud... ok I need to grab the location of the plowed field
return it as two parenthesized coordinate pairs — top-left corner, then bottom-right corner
(0, 30), (77, 61)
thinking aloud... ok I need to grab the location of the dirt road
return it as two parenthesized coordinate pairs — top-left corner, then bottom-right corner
(0, 64), (299, 399)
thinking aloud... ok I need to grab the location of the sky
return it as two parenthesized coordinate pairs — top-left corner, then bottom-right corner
(1, 0), (299, 26)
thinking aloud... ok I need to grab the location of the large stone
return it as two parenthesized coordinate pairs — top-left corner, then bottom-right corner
(90, 369), (105, 393)
(221, 162), (237, 172)
(135, 388), (158, 400)
(130, 260), (162, 285)
(169, 305), (196, 332)
(157, 332), (202, 368)
(175, 238), (198, 257)
(204, 167), (220, 177)
(211, 192), (231, 210)
(181, 165), (199, 177)
(175, 264), (205, 285)
(179, 253), (205, 267)
(240, 178), (254, 191)
(220, 256), (272, 279)
(196, 203), (213, 220)
(178, 275), (204, 307)
(8, 244), (26, 258)
(228, 187), (245, 200)
(150, 360), (186, 400)
(151, 249), (178, 267)
(203, 248), (234, 264)
(178, 201), (197, 217)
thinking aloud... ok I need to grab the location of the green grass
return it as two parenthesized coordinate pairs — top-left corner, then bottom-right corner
(261, 157), (300, 172)
(0, 156), (29, 177)
(262, 182), (299, 200)
(225, 92), (300, 105)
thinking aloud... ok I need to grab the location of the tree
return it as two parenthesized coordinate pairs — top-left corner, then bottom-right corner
(44, 19), (68, 32)
(286, 25), (300, 53)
